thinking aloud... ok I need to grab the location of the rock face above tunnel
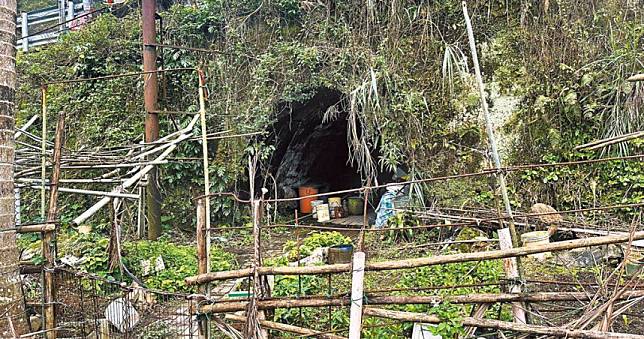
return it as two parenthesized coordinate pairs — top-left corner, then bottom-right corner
(269, 89), (363, 199)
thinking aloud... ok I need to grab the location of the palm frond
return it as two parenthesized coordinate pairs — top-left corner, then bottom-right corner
(442, 43), (469, 95)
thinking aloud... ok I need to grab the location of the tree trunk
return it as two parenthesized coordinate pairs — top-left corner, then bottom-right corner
(0, 0), (29, 334)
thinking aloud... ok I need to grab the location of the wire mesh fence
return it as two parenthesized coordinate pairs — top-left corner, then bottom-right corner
(51, 268), (199, 338)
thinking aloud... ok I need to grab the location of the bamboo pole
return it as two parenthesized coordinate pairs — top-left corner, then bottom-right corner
(17, 224), (56, 233)
(43, 111), (65, 339)
(225, 313), (346, 339)
(198, 290), (644, 313)
(55, 161), (169, 169)
(196, 199), (208, 279)
(186, 231), (644, 284)
(363, 307), (644, 339)
(462, 1), (519, 247)
(14, 115), (39, 139)
(461, 4), (525, 320)
(40, 86), (47, 221)
(71, 115), (199, 225)
(246, 153), (267, 338)
(575, 131), (644, 151)
(17, 178), (125, 184)
(0, 224), (57, 234)
(22, 185), (139, 199)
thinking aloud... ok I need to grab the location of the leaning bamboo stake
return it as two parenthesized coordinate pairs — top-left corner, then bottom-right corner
(461, 1), (519, 247)
(40, 86), (47, 220)
(225, 313), (346, 339)
(464, 303), (491, 337)
(463, 1), (525, 321)
(187, 231), (644, 284)
(14, 115), (39, 139)
(198, 290), (644, 313)
(43, 111), (65, 339)
(363, 307), (644, 339)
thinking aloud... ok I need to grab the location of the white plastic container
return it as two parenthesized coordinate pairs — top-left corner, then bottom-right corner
(316, 204), (330, 222)
(311, 200), (324, 218)
(521, 231), (551, 261)
(105, 298), (139, 332)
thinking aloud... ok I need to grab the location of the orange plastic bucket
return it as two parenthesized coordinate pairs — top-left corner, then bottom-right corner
(298, 186), (319, 214)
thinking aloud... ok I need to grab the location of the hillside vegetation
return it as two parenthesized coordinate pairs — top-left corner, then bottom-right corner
(13, 1), (643, 336)
(17, 1), (642, 229)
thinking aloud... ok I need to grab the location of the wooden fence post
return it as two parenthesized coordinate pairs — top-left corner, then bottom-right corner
(43, 111), (65, 339)
(196, 198), (210, 339)
(348, 251), (366, 339)
(197, 68), (211, 338)
(498, 228), (526, 324)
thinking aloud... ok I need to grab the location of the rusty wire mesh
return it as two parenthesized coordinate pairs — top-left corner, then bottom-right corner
(51, 268), (199, 338)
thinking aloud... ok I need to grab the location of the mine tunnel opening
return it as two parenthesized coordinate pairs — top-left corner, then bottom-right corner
(267, 88), (381, 200)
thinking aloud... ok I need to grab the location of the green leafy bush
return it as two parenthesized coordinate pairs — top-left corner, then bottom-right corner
(282, 231), (352, 261)
(396, 259), (507, 337)
(272, 275), (327, 325)
(122, 238), (235, 292)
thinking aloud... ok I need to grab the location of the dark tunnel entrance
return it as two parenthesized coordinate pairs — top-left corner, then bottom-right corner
(267, 88), (372, 200)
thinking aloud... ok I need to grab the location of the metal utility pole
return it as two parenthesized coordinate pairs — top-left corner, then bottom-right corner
(143, 0), (161, 240)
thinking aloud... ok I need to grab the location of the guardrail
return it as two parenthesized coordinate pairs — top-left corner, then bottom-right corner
(17, 0), (92, 51)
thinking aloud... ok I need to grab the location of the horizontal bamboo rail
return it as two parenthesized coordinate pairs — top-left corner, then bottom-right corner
(22, 185), (139, 199)
(363, 307), (644, 339)
(42, 67), (195, 85)
(18, 223), (56, 233)
(0, 223), (56, 234)
(186, 230), (644, 285)
(199, 290), (644, 314)
(575, 131), (644, 151)
(225, 314), (346, 339)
